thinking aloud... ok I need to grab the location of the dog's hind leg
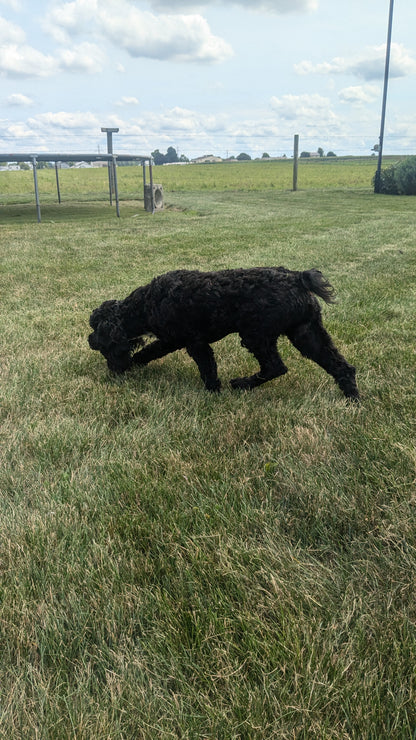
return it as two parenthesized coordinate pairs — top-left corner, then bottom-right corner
(287, 318), (359, 401)
(186, 342), (221, 392)
(230, 335), (288, 390)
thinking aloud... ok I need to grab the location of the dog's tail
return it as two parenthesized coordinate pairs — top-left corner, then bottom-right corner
(300, 269), (336, 304)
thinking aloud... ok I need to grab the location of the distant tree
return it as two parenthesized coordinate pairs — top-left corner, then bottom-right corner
(165, 146), (179, 163)
(236, 152), (251, 161)
(151, 149), (165, 165)
(300, 151), (310, 158)
(262, 152), (270, 159)
(152, 147), (180, 164)
(327, 151), (336, 157)
(317, 147), (324, 157)
(179, 154), (189, 162)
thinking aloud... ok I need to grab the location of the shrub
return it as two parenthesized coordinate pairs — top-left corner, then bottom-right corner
(374, 163), (400, 194)
(374, 155), (416, 195)
(395, 155), (416, 195)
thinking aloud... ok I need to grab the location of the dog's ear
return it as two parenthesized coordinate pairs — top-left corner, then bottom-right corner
(89, 300), (118, 330)
(109, 319), (128, 348)
(95, 317), (129, 352)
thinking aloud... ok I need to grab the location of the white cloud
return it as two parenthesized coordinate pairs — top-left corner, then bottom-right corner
(338, 84), (380, 106)
(116, 96), (140, 106)
(3, 99), (413, 159)
(6, 121), (35, 140)
(98, 5), (233, 63)
(44, 0), (98, 43)
(0, 14), (25, 43)
(0, 8), (102, 78)
(147, 0), (317, 13)
(295, 59), (342, 76)
(45, 0), (233, 64)
(58, 42), (105, 73)
(0, 15), (57, 78)
(3, 0), (235, 80)
(6, 92), (33, 106)
(158, 108), (200, 132)
(28, 111), (101, 130)
(0, 39), (104, 78)
(270, 93), (335, 122)
(0, 43), (56, 77)
(0, 0), (21, 9)
(356, 44), (416, 80)
(295, 43), (416, 81)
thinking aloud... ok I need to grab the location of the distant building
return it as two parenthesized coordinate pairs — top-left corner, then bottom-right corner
(191, 155), (223, 164)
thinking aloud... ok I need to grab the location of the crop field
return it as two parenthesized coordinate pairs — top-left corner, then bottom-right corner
(1, 158), (416, 738)
(0, 155), (389, 206)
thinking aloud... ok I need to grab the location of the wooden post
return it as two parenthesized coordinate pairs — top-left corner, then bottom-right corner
(142, 159), (147, 193)
(32, 156), (41, 222)
(55, 161), (61, 203)
(149, 158), (155, 213)
(293, 134), (299, 191)
(101, 127), (119, 205)
(112, 155), (120, 217)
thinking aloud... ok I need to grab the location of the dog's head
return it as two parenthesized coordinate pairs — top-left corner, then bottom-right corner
(88, 300), (133, 373)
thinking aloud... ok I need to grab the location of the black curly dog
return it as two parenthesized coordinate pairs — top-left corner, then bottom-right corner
(88, 266), (359, 400)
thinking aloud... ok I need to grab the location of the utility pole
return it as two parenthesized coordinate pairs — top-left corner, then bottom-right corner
(374, 0), (395, 193)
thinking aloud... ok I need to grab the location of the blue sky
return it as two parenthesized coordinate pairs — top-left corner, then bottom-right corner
(1, 0), (415, 158)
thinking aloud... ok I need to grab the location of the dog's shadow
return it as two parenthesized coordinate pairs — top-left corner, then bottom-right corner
(96, 352), (207, 395)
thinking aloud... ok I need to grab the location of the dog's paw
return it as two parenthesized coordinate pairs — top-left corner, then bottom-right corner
(205, 379), (221, 393)
(345, 391), (360, 404)
(132, 351), (148, 366)
(230, 376), (253, 391)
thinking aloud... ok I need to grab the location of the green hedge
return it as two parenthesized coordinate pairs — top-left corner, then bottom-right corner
(374, 155), (416, 194)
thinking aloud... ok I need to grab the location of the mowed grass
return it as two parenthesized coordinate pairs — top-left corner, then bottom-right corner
(1, 161), (416, 738)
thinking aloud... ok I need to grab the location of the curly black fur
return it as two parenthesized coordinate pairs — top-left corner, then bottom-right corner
(88, 266), (359, 400)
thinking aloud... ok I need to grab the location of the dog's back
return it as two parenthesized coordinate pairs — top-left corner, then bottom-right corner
(144, 267), (330, 338)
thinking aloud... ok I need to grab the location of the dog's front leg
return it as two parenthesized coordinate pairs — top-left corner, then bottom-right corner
(132, 339), (176, 366)
(186, 343), (221, 392)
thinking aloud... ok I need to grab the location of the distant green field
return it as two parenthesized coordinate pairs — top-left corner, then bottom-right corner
(1, 169), (416, 738)
(0, 156), (386, 208)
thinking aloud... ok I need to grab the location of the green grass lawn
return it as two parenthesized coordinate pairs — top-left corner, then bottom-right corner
(1, 161), (416, 738)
